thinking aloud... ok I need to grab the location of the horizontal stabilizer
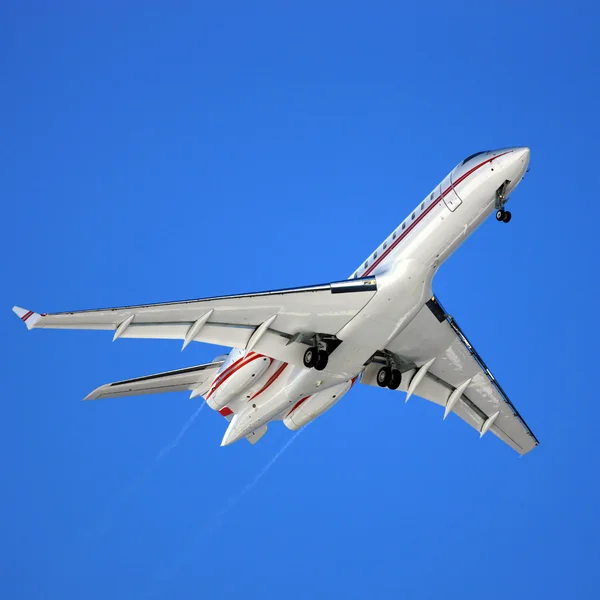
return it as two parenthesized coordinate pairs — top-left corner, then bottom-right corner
(84, 361), (224, 401)
(12, 306), (42, 330)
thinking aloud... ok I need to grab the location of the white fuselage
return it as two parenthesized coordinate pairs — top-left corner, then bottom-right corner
(212, 148), (530, 445)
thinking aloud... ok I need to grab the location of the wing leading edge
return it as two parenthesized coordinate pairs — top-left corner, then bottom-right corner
(362, 296), (538, 455)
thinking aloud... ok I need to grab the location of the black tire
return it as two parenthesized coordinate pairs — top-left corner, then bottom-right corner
(496, 209), (505, 221)
(314, 350), (329, 371)
(503, 210), (512, 223)
(377, 366), (391, 387)
(388, 369), (402, 390)
(303, 347), (318, 369)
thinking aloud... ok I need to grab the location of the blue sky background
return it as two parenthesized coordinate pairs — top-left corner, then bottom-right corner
(2, 2), (599, 598)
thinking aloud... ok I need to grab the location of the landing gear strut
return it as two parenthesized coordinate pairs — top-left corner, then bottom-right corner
(495, 180), (512, 224)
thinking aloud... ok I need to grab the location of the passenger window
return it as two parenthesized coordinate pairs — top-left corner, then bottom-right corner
(412, 213), (415, 220)
(430, 192), (434, 200)
(402, 222), (406, 230)
(364, 261), (368, 268)
(383, 242), (387, 249)
(373, 251), (377, 259)
(421, 202), (425, 210)
(393, 232), (396, 239)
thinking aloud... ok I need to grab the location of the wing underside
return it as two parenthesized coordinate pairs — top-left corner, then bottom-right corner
(362, 297), (538, 455)
(13, 277), (378, 368)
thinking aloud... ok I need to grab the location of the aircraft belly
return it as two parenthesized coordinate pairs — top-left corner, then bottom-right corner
(330, 259), (434, 377)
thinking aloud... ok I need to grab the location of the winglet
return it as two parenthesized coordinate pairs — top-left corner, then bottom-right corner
(12, 306), (42, 330)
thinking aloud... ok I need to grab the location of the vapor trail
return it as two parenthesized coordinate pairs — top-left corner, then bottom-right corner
(78, 403), (206, 543)
(213, 428), (304, 524)
(155, 403), (205, 463)
(144, 428), (306, 598)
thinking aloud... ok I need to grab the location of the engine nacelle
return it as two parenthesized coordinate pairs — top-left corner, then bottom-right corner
(206, 352), (271, 410)
(283, 380), (352, 431)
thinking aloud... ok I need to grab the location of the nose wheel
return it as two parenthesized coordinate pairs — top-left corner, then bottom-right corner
(496, 209), (512, 223)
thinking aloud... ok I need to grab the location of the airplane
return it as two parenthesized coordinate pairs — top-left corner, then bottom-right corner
(13, 147), (538, 454)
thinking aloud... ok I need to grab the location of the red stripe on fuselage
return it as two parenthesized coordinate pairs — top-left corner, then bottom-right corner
(362, 152), (511, 277)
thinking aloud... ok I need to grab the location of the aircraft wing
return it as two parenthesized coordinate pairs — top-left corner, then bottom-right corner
(13, 277), (377, 367)
(84, 361), (225, 400)
(361, 296), (539, 455)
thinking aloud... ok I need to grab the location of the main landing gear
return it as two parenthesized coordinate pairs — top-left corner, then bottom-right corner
(299, 333), (342, 372)
(303, 346), (329, 371)
(302, 333), (336, 371)
(376, 365), (402, 390)
(495, 180), (512, 224)
(376, 350), (403, 390)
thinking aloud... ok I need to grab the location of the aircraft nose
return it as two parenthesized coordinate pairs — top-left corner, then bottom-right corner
(503, 146), (530, 190)
(502, 146), (531, 194)
(514, 146), (530, 166)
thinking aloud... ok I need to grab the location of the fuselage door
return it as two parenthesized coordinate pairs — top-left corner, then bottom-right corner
(440, 170), (463, 212)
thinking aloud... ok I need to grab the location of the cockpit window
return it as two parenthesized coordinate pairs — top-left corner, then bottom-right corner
(462, 151), (488, 165)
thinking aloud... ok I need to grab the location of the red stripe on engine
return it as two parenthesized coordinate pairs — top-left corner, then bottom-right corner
(219, 407), (233, 417)
(206, 353), (265, 399)
(249, 363), (288, 401)
(213, 352), (256, 385)
(287, 396), (309, 417)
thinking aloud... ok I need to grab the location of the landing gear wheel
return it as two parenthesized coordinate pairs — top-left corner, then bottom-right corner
(377, 366), (391, 387)
(314, 350), (329, 371)
(502, 210), (512, 223)
(303, 347), (318, 369)
(388, 369), (402, 390)
(496, 209), (505, 222)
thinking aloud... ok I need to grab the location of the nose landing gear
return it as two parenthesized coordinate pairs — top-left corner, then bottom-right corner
(496, 209), (512, 223)
(495, 180), (512, 224)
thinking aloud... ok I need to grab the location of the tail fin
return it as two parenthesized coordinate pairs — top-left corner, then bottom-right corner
(12, 306), (42, 330)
